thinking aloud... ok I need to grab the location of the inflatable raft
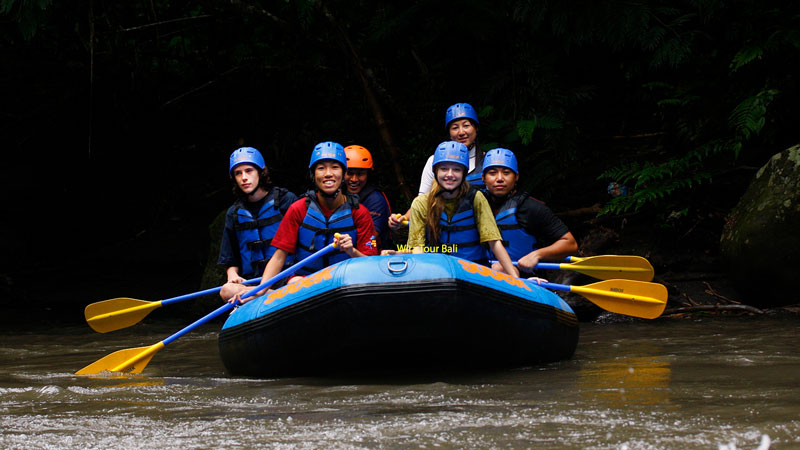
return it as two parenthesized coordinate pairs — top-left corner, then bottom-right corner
(218, 253), (579, 377)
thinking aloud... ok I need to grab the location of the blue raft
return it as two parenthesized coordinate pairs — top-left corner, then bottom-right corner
(218, 253), (579, 377)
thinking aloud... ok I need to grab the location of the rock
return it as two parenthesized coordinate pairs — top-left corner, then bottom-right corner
(720, 144), (800, 306)
(200, 209), (228, 290)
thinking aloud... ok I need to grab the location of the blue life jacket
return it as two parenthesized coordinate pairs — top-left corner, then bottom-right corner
(490, 192), (539, 262)
(466, 156), (485, 189)
(466, 170), (485, 189)
(429, 187), (486, 261)
(233, 188), (287, 277)
(295, 191), (359, 275)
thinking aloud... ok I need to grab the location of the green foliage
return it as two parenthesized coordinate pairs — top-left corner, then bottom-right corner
(516, 116), (563, 145)
(599, 87), (778, 215)
(729, 89), (778, 142)
(2, 0), (52, 39)
(731, 45), (764, 71)
(599, 151), (713, 215)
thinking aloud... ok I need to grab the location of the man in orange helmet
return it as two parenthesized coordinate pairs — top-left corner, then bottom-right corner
(344, 145), (392, 250)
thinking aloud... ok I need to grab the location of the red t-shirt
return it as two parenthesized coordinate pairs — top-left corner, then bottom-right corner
(271, 196), (379, 256)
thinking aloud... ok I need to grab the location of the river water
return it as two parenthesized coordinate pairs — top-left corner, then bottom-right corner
(1, 315), (798, 449)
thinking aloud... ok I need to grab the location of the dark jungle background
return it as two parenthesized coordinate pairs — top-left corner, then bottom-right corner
(1, 0), (798, 324)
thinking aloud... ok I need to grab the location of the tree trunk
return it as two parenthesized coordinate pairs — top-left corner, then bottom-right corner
(323, 6), (413, 201)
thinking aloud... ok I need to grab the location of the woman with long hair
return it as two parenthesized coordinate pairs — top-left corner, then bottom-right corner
(401, 141), (518, 277)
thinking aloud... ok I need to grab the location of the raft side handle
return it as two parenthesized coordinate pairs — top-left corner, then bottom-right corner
(387, 257), (408, 275)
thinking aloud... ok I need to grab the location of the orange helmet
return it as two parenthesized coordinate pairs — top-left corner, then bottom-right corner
(344, 145), (374, 170)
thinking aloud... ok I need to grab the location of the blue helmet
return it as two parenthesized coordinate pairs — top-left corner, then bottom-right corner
(432, 141), (469, 172)
(229, 147), (266, 176)
(482, 148), (518, 174)
(309, 141), (347, 170)
(445, 103), (479, 128)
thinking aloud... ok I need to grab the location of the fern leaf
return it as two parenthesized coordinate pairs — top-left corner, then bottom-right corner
(731, 45), (764, 71)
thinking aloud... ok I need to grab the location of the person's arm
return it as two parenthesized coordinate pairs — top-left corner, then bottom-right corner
(225, 266), (246, 284)
(516, 232), (578, 272)
(268, 199), (305, 255)
(350, 204), (379, 256)
(217, 207), (240, 268)
(418, 155), (434, 195)
(388, 208), (410, 230)
(472, 191), (503, 244)
(229, 248), (288, 304)
(487, 240), (519, 277)
(515, 197), (579, 272)
(362, 190), (391, 239)
(406, 195), (428, 249)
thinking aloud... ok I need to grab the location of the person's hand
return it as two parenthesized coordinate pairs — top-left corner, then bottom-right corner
(388, 213), (407, 231)
(517, 252), (541, 273)
(491, 260), (519, 277)
(227, 275), (246, 284)
(526, 276), (548, 285)
(381, 249), (414, 256)
(227, 286), (274, 305)
(227, 292), (248, 305)
(335, 233), (355, 256)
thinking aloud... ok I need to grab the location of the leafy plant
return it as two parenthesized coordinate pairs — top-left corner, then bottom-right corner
(599, 88), (778, 215)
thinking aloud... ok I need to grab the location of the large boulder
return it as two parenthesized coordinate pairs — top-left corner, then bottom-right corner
(720, 144), (800, 306)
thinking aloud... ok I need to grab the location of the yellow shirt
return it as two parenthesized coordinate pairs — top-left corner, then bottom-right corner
(406, 190), (501, 249)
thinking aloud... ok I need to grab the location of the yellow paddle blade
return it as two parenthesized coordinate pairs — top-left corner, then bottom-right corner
(75, 342), (165, 375)
(84, 298), (162, 333)
(571, 279), (667, 319)
(566, 255), (654, 282)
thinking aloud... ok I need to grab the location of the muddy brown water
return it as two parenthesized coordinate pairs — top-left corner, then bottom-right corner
(1, 316), (798, 449)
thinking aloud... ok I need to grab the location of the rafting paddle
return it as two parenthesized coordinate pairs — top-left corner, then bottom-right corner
(84, 277), (264, 333)
(489, 255), (654, 282)
(527, 278), (668, 319)
(76, 237), (340, 375)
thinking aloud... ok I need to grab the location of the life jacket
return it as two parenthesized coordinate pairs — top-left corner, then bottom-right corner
(295, 191), (359, 275)
(428, 187), (485, 261)
(489, 192), (539, 262)
(466, 169), (485, 189)
(466, 154), (485, 189)
(233, 187), (288, 277)
(356, 184), (392, 249)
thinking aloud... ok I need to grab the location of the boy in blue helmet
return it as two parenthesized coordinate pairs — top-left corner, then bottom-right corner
(389, 102), (485, 230)
(230, 142), (378, 304)
(219, 147), (298, 300)
(481, 148), (578, 275)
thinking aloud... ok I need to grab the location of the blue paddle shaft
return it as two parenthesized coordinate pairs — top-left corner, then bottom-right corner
(488, 260), (562, 270)
(162, 242), (337, 346)
(160, 277), (262, 306)
(530, 280), (571, 293)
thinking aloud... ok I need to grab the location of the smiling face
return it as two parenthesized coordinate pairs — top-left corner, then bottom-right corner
(345, 168), (368, 194)
(313, 160), (344, 196)
(232, 164), (261, 195)
(483, 167), (518, 197)
(448, 118), (477, 148)
(435, 162), (465, 192)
